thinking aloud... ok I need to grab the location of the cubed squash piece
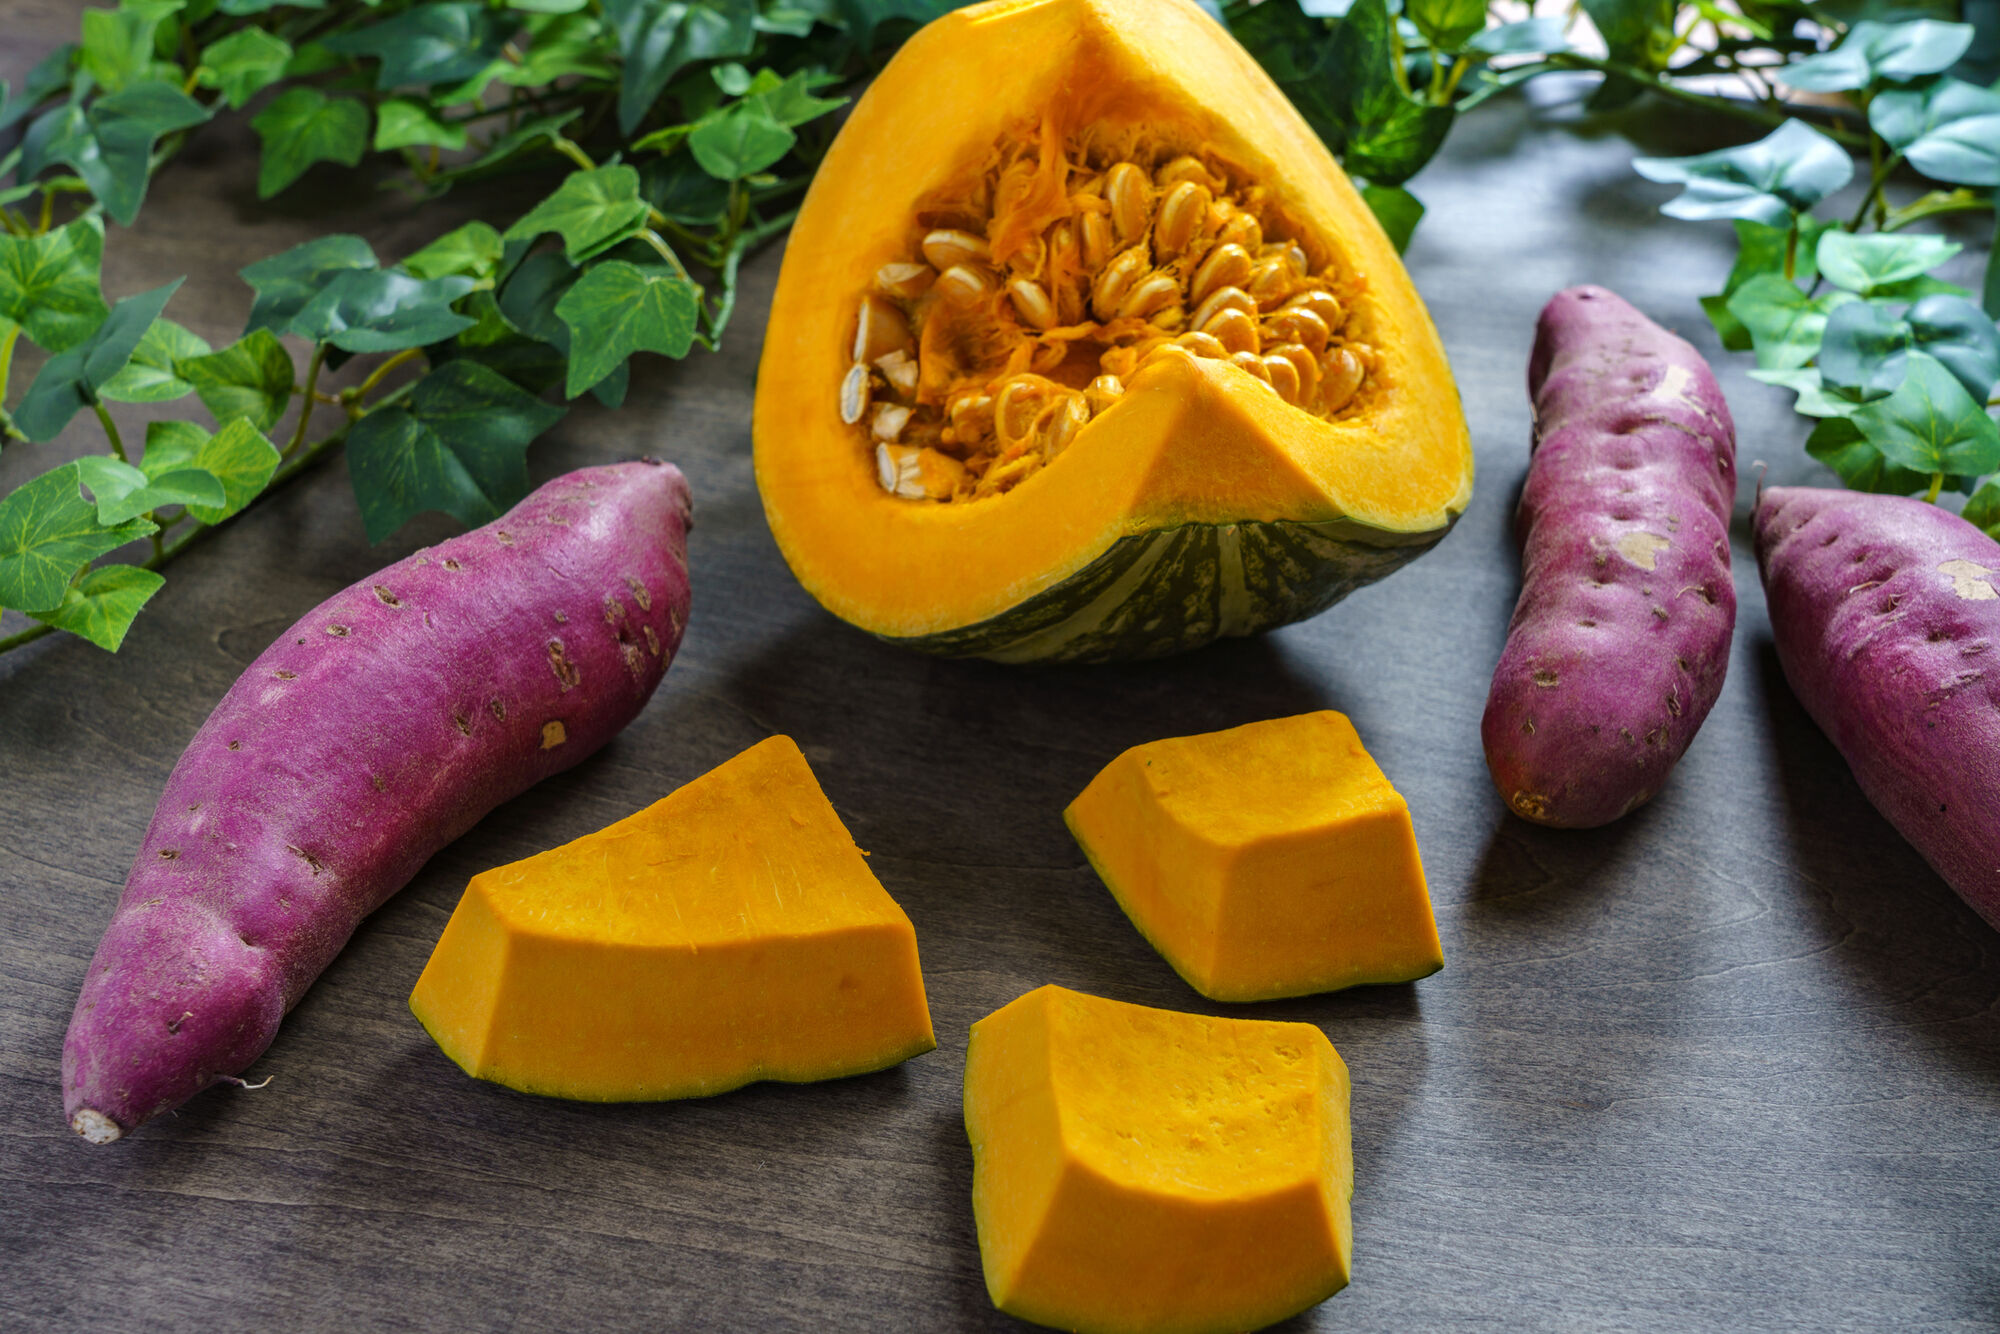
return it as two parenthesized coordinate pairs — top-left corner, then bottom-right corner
(1065, 710), (1442, 1002)
(410, 735), (936, 1100)
(964, 985), (1353, 1334)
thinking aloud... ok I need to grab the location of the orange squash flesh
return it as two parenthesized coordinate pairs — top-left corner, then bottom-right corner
(754, 0), (1472, 658)
(964, 985), (1354, 1334)
(1065, 711), (1443, 1001)
(409, 736), (936, 1101)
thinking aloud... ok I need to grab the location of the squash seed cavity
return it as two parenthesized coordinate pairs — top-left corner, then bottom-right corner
(848, 128), (1374, 504)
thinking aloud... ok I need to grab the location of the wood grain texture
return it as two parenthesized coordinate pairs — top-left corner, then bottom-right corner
(4, 13), (1999, 1330)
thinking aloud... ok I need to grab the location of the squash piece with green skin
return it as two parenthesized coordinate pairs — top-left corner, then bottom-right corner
(964, 985), (1354, 1334)
(753, 0), (1472, 663)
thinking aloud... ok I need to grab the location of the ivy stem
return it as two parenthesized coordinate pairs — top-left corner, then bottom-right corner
(1925, 472), (1945, 504)
(551, 136), (598, 172)
(1847, 144), (1901, 232)
(0, 322), (21, 405)
(1545, 52), (1870, 146)
(38, 185), (55, 235)
(287, 345), (326, 457)
(639, 229), (692, 281)
(344, 348), (423, 415)
(94, 402), (129, 463)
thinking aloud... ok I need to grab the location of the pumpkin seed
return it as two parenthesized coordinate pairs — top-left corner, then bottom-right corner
(1192, 284), (1256, 331)
(1262, 354), (1302, 403)
(1205, 307), (1260, 355)
(1080, 210), (1114, 272)
(1286, 289), (1343, 329)
(1085, 374), (1124, 412)
(1091, 245), (1151, 321)
(1106, 163), (1152, 245)
(875, 348), (920, 397)
(1266, 342), (1319, 403)
(1229, 350), (1271, 383)
(935, 263), (994, 304)
(1153, 181), (1211, 260)
(1190, 243), (1253, 305)
(854, 294), (913, 363)
(1039, 394), (1090, 457)
(1007, 277), (1059, 331)
(1246, 256), (1297, 310)
(876, 262), (935, 301)
(839, 362), (871, 425)
(872, 401), (913, 442)
(1155, 155), (1217, 189)
(923, 228), (991, 271)
(1117, 272), (1181, 321)
(1175, 330), (1228, 359)
(1264, 306), (1329, 355)
(1321, 346), (1365, 414)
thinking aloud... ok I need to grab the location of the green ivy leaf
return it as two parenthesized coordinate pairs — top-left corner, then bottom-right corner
(644, 156), (733, 225)
(289, 270), (478, 354)
(322, 2), (515, 89)
(179, 328), (296, 431)
(554, 260), (700, 397)
(1726, 273), (1857, 371)
(141, 418), (281, 524)
(689, 101), (795, 179)
(0, 44), (78, 133)
(1579, 0), (1677, 107)
(449, 108), (582, 179)
(1871, 79), (2000, 188)
(1907, 294), (2000, 402)
(1852, 351), (2000, 477)
(346, 359), (566, 542)
(402, 221), (506, 281)
(79, 1), (182, 95)
(20, 81), (213, 226)
(241, 234), (380, 337)
(374, 98), (470, 152)
(1804, 415), (1930, 495)
(13, 279), (184, 442)
(0, 463), (156, 614)
(219, 0), (328, 13)
(831, 0), (945, 53)
(98, 318), (212, 403)
(502, 166), (651, 263)
(1748, 367), (1866, 418)
(251, 87), (369, 199)
(0, 216), (109, 353)
(198, 27), (293, 109)
(1406, 0), (1484, 52)
(753, 69), (846, 127)
(75, 454), (226, 526)
(1816, 230), (1962, 296)
(26, 563), (166, 652)
(1963, 480), (2000, 537)
(1633, 121), (1854, 226)
(1361, 183), (1424, 253)
(1779, 20), (1975, 93)
(1465, 17), (1568, 55)
(1817, 301), (1910, 403)
(498, 13), (619, 86)
(1701, 217), (1833, 352)
(605, 0), (759, 135)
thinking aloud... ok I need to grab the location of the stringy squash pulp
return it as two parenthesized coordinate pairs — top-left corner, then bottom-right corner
(754, 0), (1473, 663)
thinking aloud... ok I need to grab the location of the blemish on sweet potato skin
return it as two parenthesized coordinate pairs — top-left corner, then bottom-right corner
(1481, 286), (1737, 828)
(61, 460), (695, 1142)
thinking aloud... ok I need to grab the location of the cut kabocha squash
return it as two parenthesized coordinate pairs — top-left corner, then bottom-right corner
(964, 985), (1354, 1334)
(754, 0), (1472, 663)
(1066, 711), (1443, 1002)
(409, 736), (935, 1101)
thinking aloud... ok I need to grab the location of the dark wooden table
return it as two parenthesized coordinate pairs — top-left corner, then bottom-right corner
(5, 11), (1999, 1330)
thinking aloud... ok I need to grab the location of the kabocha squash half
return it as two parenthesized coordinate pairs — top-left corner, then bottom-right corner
(754, 0), (1472, 663)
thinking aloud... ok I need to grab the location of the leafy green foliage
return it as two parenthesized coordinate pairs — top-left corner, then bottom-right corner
(1361, 184), (1425, 254)
(141, 418), (281, 524)
(75, 455), (227, 526)
(1778, 19), (1975, 92)
(1964, 480), (2000, 537)
(99, 318), (212, 404)
(1906, 295), (2000, 401)
(1633, 122), (1854, 226)
(14, 280), (184, 442)
(251, 87), (369, 198)
(345, 360), (566, 542)
(1816, 231), (1962, 296)
(199, 27), (294, 109)
(503, 166), (653, 263)
(1804, 416), (1930, 494)
(27, 563), (165, 651)
(690, 101), (796, 178)
(0, 463), (156, 614)
(180, 329), (296, 431)
(402, 223), (506, 282)
(1817, 302), (1909, 403)
(289, 270), (478, 354)
(374, 99), (470, 153)
(241, 235), (379, 336)
(606, 0), (759, 134)
(1726, 274), (1856, 371)
(0, 43), (79, 133)
(1870, 80), (2000, 188)
(1851, 353), (2000, 478)
(1406, 0), (1485, 54)
(0, 217), (109, 353)
(322, 3), (517, 89)
(79, 2), (181, 95)
(554, 260), (700, 397)
(1701, 217), (1832, 352)
(20, 80), (212, 225)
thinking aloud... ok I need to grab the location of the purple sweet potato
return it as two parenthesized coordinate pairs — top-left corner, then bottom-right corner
(1755, 486), (2000, 930)
(62, 459), (693, 1142)
(1482, 286), (1738, 827)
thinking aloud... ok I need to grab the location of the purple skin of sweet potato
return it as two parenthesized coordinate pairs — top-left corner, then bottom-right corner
(62, 459), (693, 1142)
(1481, 285), (1738, 828)
(1755, 486), (2000, 930)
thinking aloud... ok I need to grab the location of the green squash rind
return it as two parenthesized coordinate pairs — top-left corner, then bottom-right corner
(882, 515), (1456, 663)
